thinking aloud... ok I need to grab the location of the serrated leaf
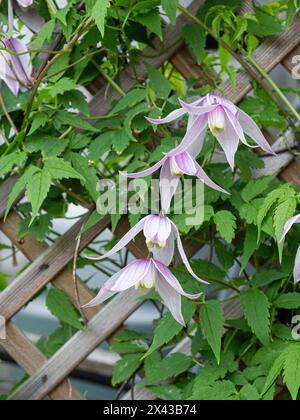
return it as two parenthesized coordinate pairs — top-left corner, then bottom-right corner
(241, 176), (274, 203)
(182, 23), (206, 65)
(191, 380), (237, 401)
(25, 169), (52, 223)
(112, 354), (143, 386)
(44, 157), (83, 181)
(161, 0), (178, 25)
(57, 111), (99, 132)
(145, 63), (171, 99)
(0, 152), (27, 178)
(46, 288), (83, 330)
(92, 0), (111, 37)
(69, 153), (99, 202)
(240, 289), (271, 345)
(111, 88), (147, 114)
(201, 300), (224, 364)
(273, 197), (297, 260)
(274, 293), (300, 309)
(283, 344), (300, 400)
(214, 210), (237, 244)
(240, 225), (259, 274)
(135, 10), (162, 39)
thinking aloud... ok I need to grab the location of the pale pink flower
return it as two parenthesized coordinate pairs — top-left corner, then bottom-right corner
(280, 214), (300, 283)
(83, 258), (203, 325)
(86, 214), (208, 284)
(147, 94), (275, 170)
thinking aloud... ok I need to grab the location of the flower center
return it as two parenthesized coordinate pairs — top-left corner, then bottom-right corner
(146, 239), (167, 250)
(170, 156), (184, 177)
(208, 107), (226, 135)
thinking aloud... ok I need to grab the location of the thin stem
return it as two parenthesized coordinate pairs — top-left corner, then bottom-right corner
(0, 90), (19, 135)
(91, 59), (126, 97)
(73, 231), (88, 325)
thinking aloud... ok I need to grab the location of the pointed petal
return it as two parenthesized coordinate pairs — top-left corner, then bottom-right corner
(224, 108), (255, 148)
(294, 246), (300, 284)
(160, 160), (180, 213)
(195, 161), (229, 195)
(152, 236), (175, 266)
(207, 94), (238, 115)
(82, 268), (126, 307)
(179, 99), (217, 115)
(156, 275), (185, 326)
(186, 118), (206, 158)
(84, 217), (147, 261)
(170, 221), (209, 285)
(111, 259), (152, 292)
(122, 156), (167, 178)
(146, 108), (186, 125)
(0, 53), (20, 96)
(144, 215), (172, 244)
(238, 109), (275, 155)
(17, 0), (33, 6)
(174, 152), (197, 176)
(153, 259), (203, 298)
(280, 214), (300, 242)
(4, 37), (32, 85)
(171, 115), (208, 155)
(214, 113), (240, 170)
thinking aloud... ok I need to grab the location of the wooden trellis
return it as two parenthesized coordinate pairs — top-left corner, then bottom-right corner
(0, 0), (300, 400)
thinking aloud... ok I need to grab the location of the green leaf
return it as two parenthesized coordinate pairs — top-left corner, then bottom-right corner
(147, 385), (182, 400)
(248, 11), (282, 37)
(18, 214), (52, 242)
(111, 88), (147, 114)
(135, 10), (162, 39)
(57, 111), (99, 132)
(161, 0), (178, 25)
(44, 78), (78, 98)
(182, 23), (206, 65)
(92, 0), (111, 37)
(257, 186), (286, 239)
(274, 293), (300, 309)
(251, 270), (288, 288)
(144, 300), (196, 358)
(240, 225), (259, 274)
(240, 289), (271, 345)
(31, 20), (56, 51)
(283, 344), (300, 400)
(145, 63), (171, 99)
(112, 354), (143, 386)
(273, 197), (297, 260)
(241, 176), (274, 203)
(239, 384), (261, 401)
(25, 169), (52, 222)
(201, 300), (224, 364)
(44, 157), (83, 181)
(214, 210), (237, 244)
(69, 153), (99, 202)
(88, 132), (114, 160)
(5, 166), (39, 220)
(0, 152), (27, 179)
(191, 380), (237, 400)
(46, 288), (83, 330)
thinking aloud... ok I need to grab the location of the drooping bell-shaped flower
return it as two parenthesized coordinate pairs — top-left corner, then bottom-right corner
(16, 0), (33, 7)
(280, 214), (300, 283)
(0, 36), (32, 96)
(83, 258), (203, 325)
(123, 150), (228, 213)
(147, 94), (275, 170)
(85, 214), (208, 284)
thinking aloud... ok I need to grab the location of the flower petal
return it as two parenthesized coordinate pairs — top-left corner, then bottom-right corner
(238, 109), (275, 155)
(111, 259), (152, 292)
(206, 94), (238, 115)
(144, 215), (172, 244)
(0, 53), (20, 96)
(171, 114), (208, 155)
(223, 108), (255, 148)
(214, 113), (240, 170)
(84, 217), (147, 261)
(151, 235), (175, 266)
(195, 161), (229, 195)
(17, 0), (33, 6)
(179, 99), (217, 115)
(156, 274), (185, 326)
(160, 160), (180, 213)
(146, 107), (186, 125)
(122, 156), (168, 178)
(153, 259), (203, 299)
(170, 221), (209, 285)
(294, 246), (300, 284)
(280, 214), (300, 242)
(174, 151), (197, 176)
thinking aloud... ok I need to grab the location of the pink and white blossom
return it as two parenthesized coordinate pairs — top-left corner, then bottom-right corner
(86, 214), (208, 284)
(83, 258), (203, 325)
(0, 36), (32, 96)
(16, 0), (33, 7)
(147, 94), (275, 170)
(123, 150), (228, 213)
(280, 214), (300, 283)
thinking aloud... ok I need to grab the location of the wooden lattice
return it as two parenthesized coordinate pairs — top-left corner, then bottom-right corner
(1, 0), (300, 400)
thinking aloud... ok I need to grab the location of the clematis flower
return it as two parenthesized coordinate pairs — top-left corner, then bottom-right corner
(147, 94), (275, 170)
(280, 214), (300, 283)
(83, 258), (203, 325)
(16, 0), (33, 7)
(123, 149), (228, 213)
(85, 214), (208, 284)
(0, 36), (32, 96)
